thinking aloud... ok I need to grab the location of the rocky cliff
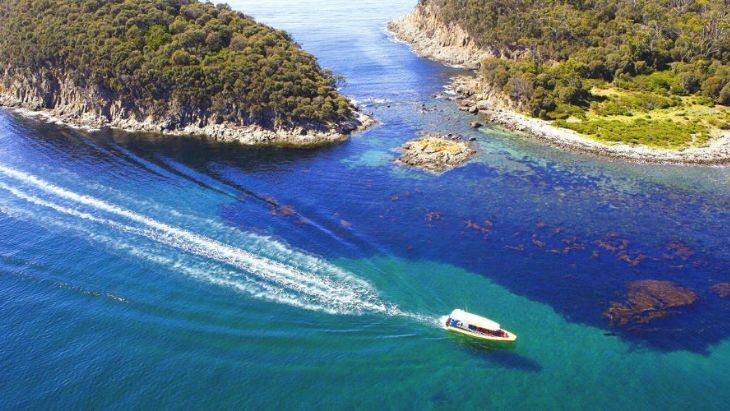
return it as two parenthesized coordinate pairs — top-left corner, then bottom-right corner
(0, 67), (371, 147)
(387, 1), (493, 69)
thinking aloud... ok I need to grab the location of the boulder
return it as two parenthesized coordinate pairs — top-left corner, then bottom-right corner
(711, 283), (730, 298)
(476, 100), (490, 110)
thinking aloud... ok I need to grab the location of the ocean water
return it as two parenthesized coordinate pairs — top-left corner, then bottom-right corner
(1, 1), (729, 409)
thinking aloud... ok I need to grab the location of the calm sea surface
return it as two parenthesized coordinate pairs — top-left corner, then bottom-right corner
(1, 1), (729, 409)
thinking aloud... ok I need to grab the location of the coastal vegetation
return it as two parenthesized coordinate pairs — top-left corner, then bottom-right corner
(0, 0), (354, 131)
(428, 0), (730, 148)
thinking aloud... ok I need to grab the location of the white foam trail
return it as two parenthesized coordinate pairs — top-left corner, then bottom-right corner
(0, 201), (321, 310)
(0, 165), (418, 317)
(0, 201), (296, 309)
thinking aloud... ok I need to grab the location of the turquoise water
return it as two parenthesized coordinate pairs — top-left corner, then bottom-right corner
(1, 1), (729, 408)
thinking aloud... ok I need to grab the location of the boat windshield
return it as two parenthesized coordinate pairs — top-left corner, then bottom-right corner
(468, 324), (508, 338)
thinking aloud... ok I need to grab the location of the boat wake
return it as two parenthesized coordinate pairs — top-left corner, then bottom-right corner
(0, 164), (433, 322)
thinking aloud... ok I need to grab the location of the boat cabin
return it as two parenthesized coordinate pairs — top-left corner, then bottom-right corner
(445, 309), (512, 339)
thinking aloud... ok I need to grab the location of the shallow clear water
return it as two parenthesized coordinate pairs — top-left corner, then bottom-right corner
(1, 1), (729, 408)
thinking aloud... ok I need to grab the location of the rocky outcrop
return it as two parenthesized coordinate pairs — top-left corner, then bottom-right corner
(387, 1), (494, 69)
(395, 135), (476, 173)
(0, 67), (374, 147)
(450, 76), (730, 165)
(604, 280), (698, 326)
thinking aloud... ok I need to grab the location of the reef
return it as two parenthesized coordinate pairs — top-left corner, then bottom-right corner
(604, 280), (698, 326)
(711, 283), (730, 298)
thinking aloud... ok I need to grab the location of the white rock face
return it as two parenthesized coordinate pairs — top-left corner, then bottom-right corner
(386, 1), (519, 69)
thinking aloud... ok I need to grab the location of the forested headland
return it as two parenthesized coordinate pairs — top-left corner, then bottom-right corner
(0, 0), (363, 143)
(416, 0), (730, 149)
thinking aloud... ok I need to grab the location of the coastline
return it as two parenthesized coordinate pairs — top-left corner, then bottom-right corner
(386, 2), (490, 69)
(449, 77), (730, 165)
(0, 66), (375, 148)
(388, 6), (730, 166)
(0, 101), (376, 148)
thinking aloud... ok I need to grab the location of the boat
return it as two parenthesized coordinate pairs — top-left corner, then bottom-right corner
(444, 309), (517, 343)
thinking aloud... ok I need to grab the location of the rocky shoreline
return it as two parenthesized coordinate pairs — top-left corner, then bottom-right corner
(0, 69), (375, 148)
(395, 135), (476, 173)
(449, 76), (730, 165)
(386, 1), (492, 69)
(389, 4), (730, 165)
(1, 103), (375, 148)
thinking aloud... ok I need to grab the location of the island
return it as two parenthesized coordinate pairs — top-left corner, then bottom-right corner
(0, 0), (372, 146)
(395, 135), (476, 172)
(389, 0), (730, 164)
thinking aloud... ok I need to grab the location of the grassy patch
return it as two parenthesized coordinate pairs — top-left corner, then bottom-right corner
(589, 91), (680, 116)
(551, 81), (730, 149)
(412, 137), (468, 155)
(556, 117), (710, 149)
(614, 71), (681, 94)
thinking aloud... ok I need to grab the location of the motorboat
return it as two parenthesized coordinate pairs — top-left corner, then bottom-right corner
(444, 309), (517, 343)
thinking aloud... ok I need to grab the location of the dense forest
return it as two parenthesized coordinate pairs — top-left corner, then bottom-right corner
(428, 0), (730, 147)
(0, 0), (353, 129)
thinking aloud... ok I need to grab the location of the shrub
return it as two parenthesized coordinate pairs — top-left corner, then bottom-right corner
(171, 49), (194, 65)
(555, 85), (583, 105)
(145, 25), (171, 51)
(229, 34), (247, 51)
(678, 72), (701, 94)
(169, 16), (187, 34)
(506, 75), (533, 104)
(719, 83), (730, 106)
(702, 76), (727, 98)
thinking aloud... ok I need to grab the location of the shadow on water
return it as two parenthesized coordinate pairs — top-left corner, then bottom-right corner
(455, 339), (542, 373)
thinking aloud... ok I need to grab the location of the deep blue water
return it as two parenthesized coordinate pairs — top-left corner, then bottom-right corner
(1, 1), (729, 408)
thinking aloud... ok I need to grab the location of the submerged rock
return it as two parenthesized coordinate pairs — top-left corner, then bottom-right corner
(710, 283), (730, 298)
(395, 136), (476, 173)
(604, 280), (697, 326)
(464, 219), (493, 236)
(666, 240), (695, 261)
(271, 205), (296, 217)
(425, 211), (443, 222)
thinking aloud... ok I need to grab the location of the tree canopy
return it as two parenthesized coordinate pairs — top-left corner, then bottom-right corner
(428, 0), (730, 118)
(0, 0), (353, 128)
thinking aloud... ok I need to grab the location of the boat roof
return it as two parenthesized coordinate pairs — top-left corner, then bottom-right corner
(449, 309), (501, 331)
